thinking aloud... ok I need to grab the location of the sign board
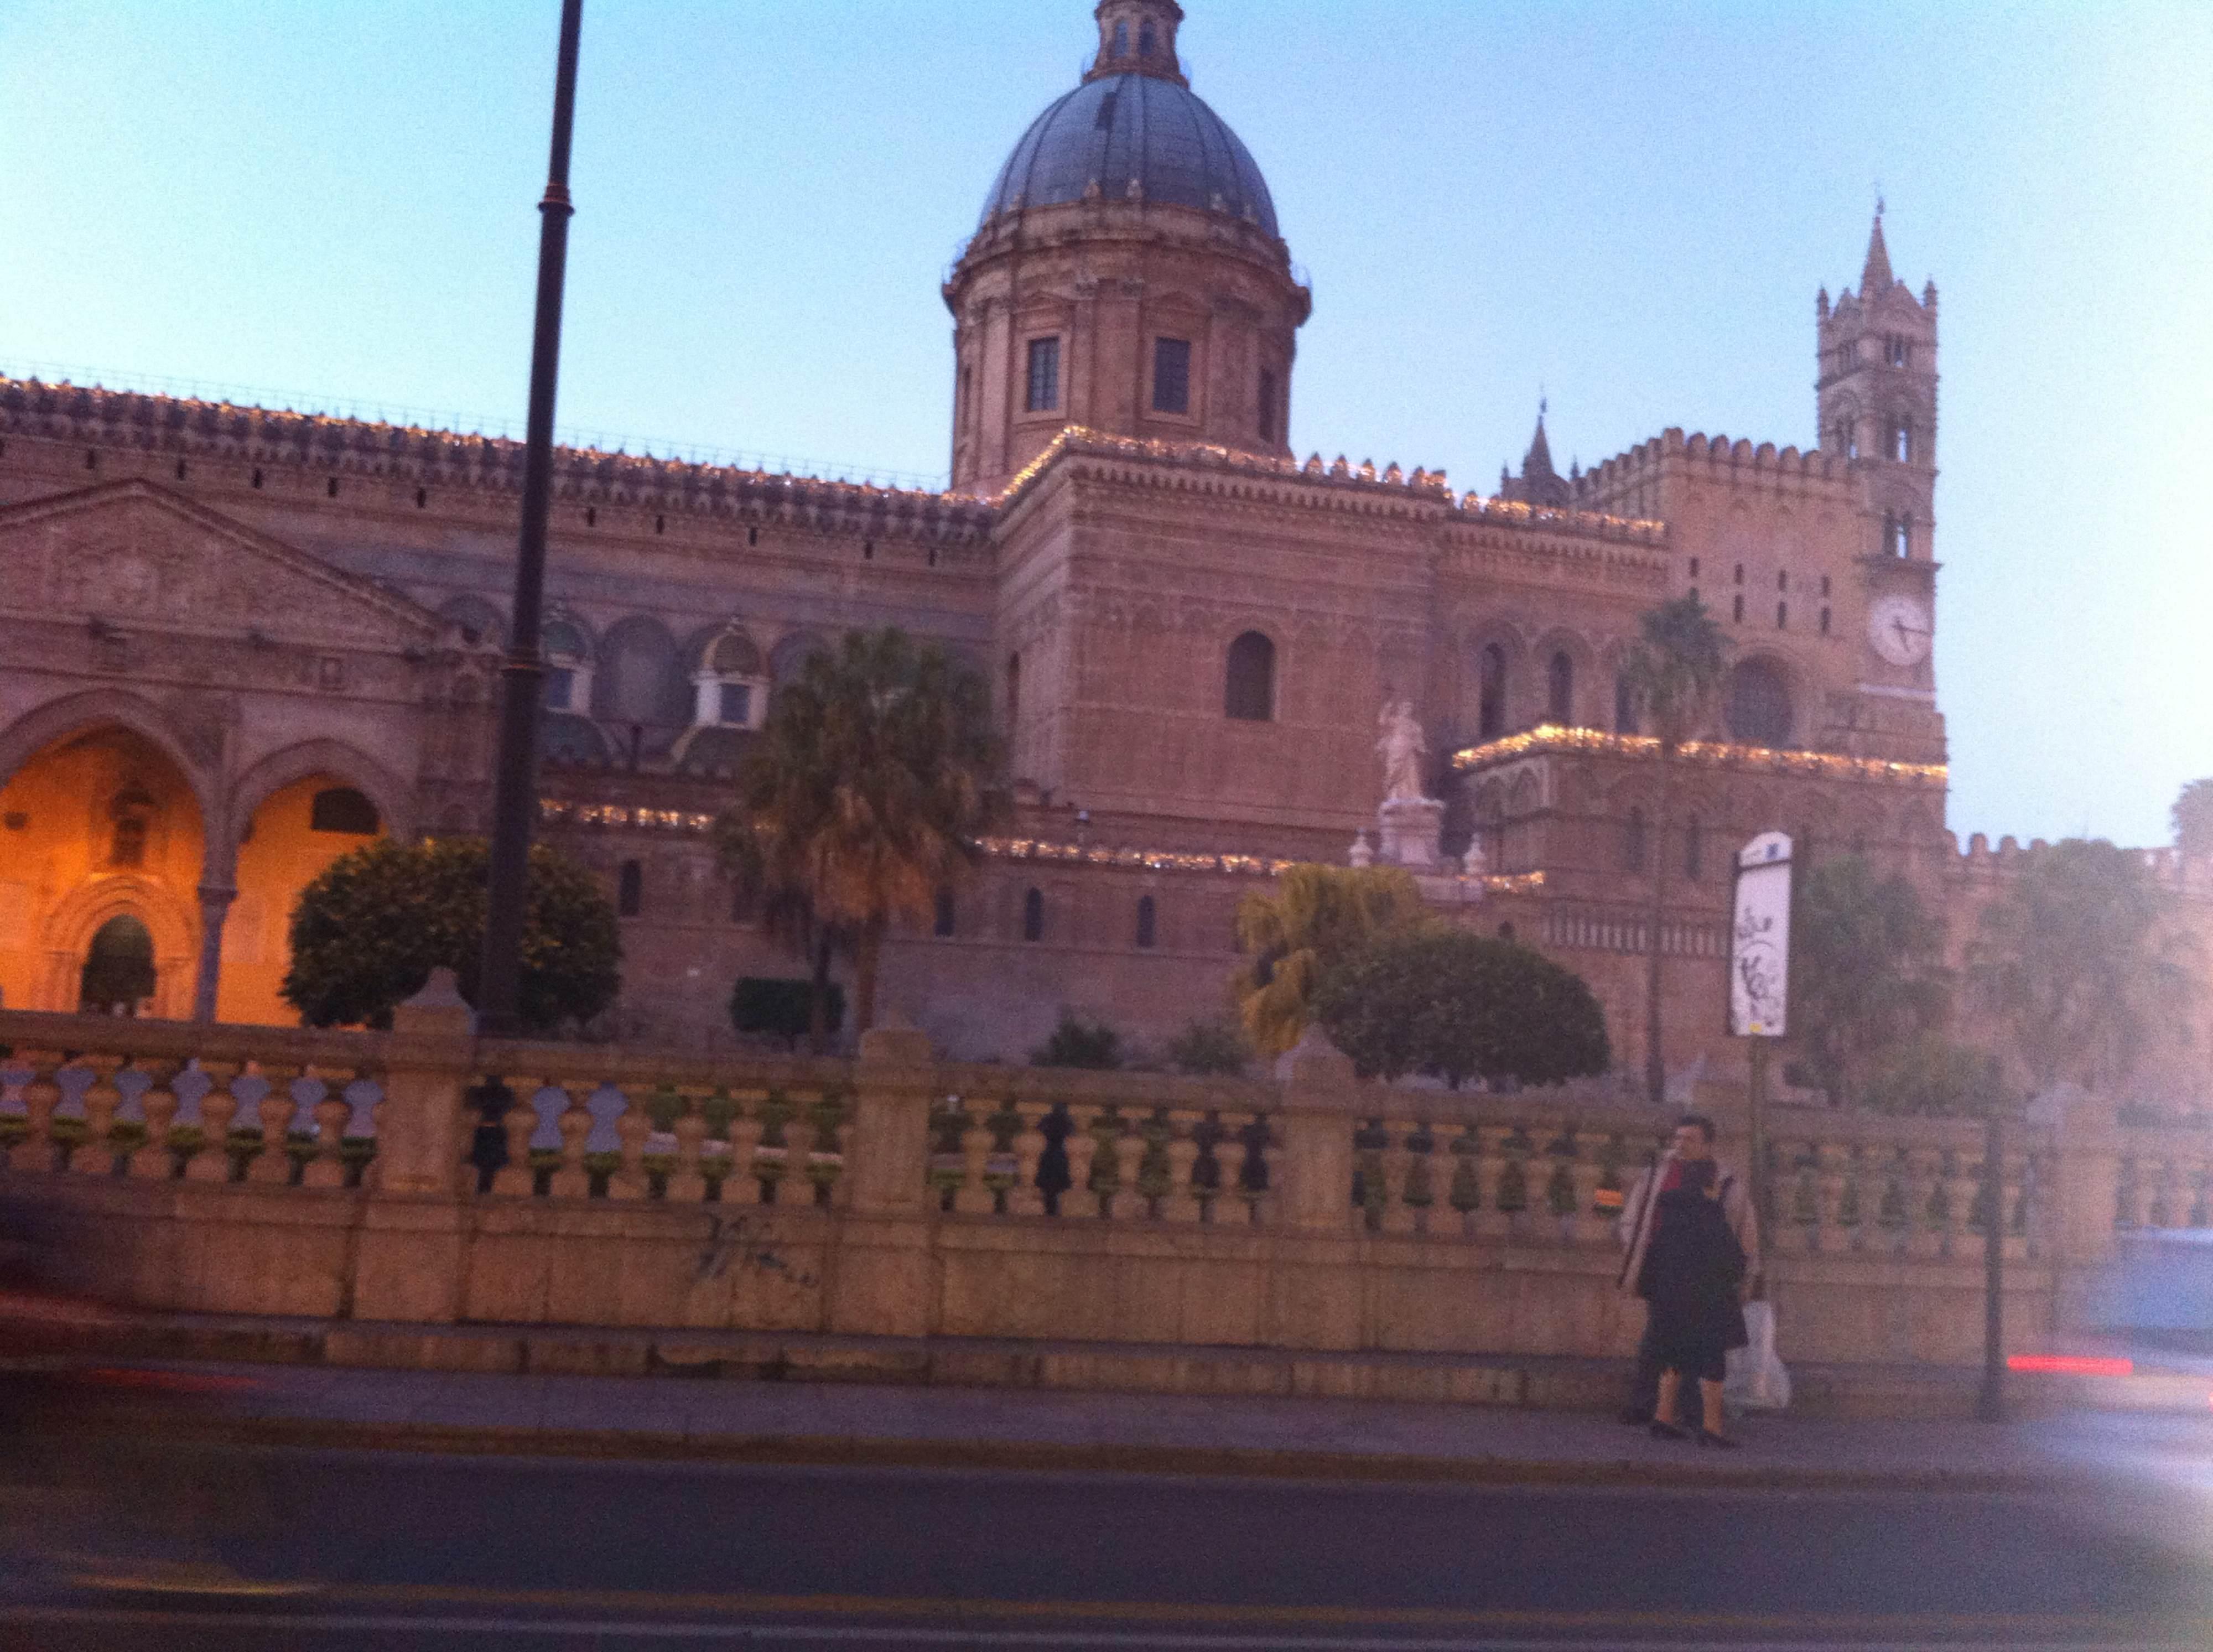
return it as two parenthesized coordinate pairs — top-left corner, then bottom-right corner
(1728, 832), (1793, 1038)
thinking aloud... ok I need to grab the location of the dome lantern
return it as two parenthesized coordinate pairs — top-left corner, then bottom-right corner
(1087, 1), (1187, 87)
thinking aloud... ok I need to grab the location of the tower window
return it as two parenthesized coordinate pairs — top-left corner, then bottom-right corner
(1820, 606), (1832, 636)
(1225, 631), (1275, 721)
(1546, 650), (1574, 726)
(1733, 564), (1744, 585)
(933, 887), (956, 938)
(1887, 336), (1910, 367)
(1138, 19), (1156, 55)
(1776, 601), (1788, 629)
(1778, 571), (1788, 591)
(1887, 514), (1912, 558)
(1135, 895), (1157, 950)
(1025, 336), (1060, 413)
(1152, 338), (1191, 414)
(1113, 20), (1128, 54)
(1022, 887), (1045, 943)
(1726, 659), (1794, 746)
(1891, 420), (1913, 463)
(617, 860), (643, 918)
(1732, 595), (1745, 623)
(1820, 575), (1831, 596)
(1614, 675), (1639, 735)
(1478, 643), (1508, 740)
(1688, 558), (1699, 579)
(1258, 367), (1278, 443)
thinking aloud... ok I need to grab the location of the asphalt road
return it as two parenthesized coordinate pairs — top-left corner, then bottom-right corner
(1, 1444), (2209, 1650)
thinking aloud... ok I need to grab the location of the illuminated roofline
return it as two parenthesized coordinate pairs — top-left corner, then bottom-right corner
(1450, 724), (1947, 787)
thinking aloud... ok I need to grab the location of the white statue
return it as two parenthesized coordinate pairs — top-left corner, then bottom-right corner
(1461, 839), (1488, 879)
(1376, 698), (1428, 803)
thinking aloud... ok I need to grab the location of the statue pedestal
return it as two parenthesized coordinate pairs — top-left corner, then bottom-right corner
(1375, 796), (1445, 870)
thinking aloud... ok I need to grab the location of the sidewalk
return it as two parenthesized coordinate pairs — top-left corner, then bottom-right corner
(59, 1355), (2195, 1494)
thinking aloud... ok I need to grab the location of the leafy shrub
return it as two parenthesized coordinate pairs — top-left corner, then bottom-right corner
(1030, 1012), (1123, 1070)
(1166, 1019), (1250, 1077)
(730, 977), (846, 1048)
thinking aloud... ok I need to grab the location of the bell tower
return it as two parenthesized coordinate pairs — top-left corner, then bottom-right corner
(1816, 207), (1939, 563)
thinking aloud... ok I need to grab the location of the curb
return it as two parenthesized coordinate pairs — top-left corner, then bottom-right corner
(96, 1411), (2076, 1494)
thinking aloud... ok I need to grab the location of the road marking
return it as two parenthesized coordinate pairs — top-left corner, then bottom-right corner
(0, 1605), (2205, 1649)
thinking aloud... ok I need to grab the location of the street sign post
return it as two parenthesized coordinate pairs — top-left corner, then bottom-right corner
(1729, 832), (1793, 1280)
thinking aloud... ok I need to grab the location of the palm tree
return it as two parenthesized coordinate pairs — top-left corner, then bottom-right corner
(710, 817), (850, 1053)
(1230, 863), (1428, 1058)
(2174, 777), (2213, 861)
(714, 628), (1004, 1041)
(1619, 595), (1731, 1106)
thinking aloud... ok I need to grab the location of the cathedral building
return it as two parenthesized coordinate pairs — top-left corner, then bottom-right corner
(0, 2), (2190, 1093)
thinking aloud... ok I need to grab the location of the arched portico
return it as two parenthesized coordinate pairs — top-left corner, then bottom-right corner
(35, 874), (198, 1019)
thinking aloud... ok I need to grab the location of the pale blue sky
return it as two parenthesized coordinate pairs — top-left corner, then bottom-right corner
(4, 2), (2207, 848)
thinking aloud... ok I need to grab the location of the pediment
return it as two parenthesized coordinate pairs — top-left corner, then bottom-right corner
(0, 479), (439, 651)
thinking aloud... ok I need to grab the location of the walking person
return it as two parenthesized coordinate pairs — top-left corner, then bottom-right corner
(1637, 1157), (1749, 1446)
(1615, 1114), (1758, 1425)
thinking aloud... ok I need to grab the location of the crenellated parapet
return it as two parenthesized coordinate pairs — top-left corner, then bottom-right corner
(0, 376), (996, 547)
(1575, 426), (1856, 511)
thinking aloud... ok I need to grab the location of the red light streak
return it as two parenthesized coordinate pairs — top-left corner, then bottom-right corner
(2006, 1354), (2134, 1376)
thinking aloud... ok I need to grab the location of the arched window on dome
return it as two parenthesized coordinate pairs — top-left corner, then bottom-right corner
(1224, 631), (1275, 721)
(1477, 643), (1508, 740)
(542, 617), (591, 713)
(693, 626), (768, 730)
(1546, 650), (1574, 726)
(1112, 20), (1128, 55)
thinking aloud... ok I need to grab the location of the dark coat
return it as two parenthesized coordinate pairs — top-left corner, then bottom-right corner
(1637, 1186), (1750, 1363)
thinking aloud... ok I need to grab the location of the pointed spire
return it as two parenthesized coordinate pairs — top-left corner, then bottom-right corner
(1525, 400), (1557, 481)
(1860, 202), (1894, 294)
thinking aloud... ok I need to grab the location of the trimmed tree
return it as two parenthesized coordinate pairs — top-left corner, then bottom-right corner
(1313, 928), (1612, 1088)
(713, 628), (1003, 1039)
(1230, 864), (1429, 1058)
(1619, 595), (1730, 1106)
(283, 837), (621, 1032)
(2174, 778), (2213, 860)
(1788, 854), (1950, 1107)
(729, 976), (846, 1050)
(1031, 1011), (1124, 1070)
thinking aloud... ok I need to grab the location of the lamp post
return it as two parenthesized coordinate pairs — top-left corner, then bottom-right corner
(1977, 1089), (2012, 1423)
(477, 0), (584, 1037)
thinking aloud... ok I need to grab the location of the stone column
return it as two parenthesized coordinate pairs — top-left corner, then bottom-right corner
(828, 1021), (936, 1339)
(1276, 1024), (1359, 1234)
(190, 884), (236, 1024)
(349, 968), (476, 1324)
(2029, 1083), (2121, 1333)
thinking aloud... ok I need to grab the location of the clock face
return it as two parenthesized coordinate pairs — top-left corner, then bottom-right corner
(1867, 593), (1933, 667)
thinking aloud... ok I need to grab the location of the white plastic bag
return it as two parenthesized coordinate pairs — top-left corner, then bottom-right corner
(1724, 1299), (1792, 1411)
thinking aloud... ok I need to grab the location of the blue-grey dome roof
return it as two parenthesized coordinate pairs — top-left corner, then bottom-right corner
(981, 74), (1279, 240)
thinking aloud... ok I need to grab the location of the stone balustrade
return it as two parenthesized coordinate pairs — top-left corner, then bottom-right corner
(0, 979), (2181, 1376)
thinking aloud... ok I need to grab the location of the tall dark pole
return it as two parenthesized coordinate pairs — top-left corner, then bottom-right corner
(1978, 1098), (2008, 1422)
(478, 0), (584, 1037)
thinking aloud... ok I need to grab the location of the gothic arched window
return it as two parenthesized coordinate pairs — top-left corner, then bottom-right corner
(1726, 659), (1794, 747)
(1138, 19), (1156, 55)
(617, 860), (643, 918)
(1224, 631), (1275, 721)
(1622, 807), (1649, 872)
(310, 787), (380, 835)
(1135, 895), (1157, 950)
(1477, 643), (1508, 740)
(1546, 650), (1574, 726)
(1614, 674), (1639, 735)
(1022, 887), (1045, 943)
(693, 627), (767, 729)
(542, 617), (591, 712)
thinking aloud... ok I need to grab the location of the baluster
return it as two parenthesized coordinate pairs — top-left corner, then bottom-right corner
(548, 1083), (593, 1197)
(301, 1066), (352, 1189)
(71, 1054), (125, 1177)
(828, 1104), (855, 1207)
(242, 1062), (297, 1185)
(1063, 1106), (1100, 1218)
(491, 1082), (543, 1196)
(725, 1096), (766, 1204)
(186, 1061), (243, 1182)
(1815, 1141), (1852, 1255)
(9, 1050), (62, 1172)
(1899, 1146), (1940, 1258)
(666, 1088), (710, 1203)
(1092, 1110), (1129, 1220)
(1472, 1123), (1513, 1240)
(1379, 1124), (1417, 1235)
(1568, 1138), (1606, 1245)
(1446, 1123), (1482, 1239)
(952, 1100), (994, 1215)
(129, 1061), (181, 1180)
(1163, 1111), (1203, 1223)
(1224, 1113), (1263, 1227)
(1006, 1104), (1047, 1218)
(1942, 1150), (1978, 1259)
(2003, 1145), (2032, 1261)
(609, 1089), (651, 1200)
(813, 1093), (851, 1208)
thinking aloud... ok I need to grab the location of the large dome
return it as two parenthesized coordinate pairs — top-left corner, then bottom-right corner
(980, 73), (1279, 240)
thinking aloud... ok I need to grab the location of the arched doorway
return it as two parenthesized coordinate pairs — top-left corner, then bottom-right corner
(220, 773), (389, 1025)
(0, 724), (206, 1015)
(78, 915), (156, 1014)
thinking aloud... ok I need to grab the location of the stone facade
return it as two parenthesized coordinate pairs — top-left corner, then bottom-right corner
(0, 4), (2205, 1100)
